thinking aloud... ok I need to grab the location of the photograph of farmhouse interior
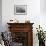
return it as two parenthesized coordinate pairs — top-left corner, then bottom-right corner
(0, 0), (46, 46)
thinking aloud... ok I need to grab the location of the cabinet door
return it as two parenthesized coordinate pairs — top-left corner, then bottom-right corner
(11, 32), (28, 46)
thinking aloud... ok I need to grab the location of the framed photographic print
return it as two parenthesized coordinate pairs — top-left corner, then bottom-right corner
(14, 5), (27, 15)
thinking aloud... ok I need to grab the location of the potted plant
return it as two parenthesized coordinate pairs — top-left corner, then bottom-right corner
(36, 25), (45, 46)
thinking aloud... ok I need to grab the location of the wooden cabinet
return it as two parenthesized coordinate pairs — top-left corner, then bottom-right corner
(7, 23), (34, 46)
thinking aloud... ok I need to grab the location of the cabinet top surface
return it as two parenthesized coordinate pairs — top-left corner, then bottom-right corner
(7, 23), (34, 25)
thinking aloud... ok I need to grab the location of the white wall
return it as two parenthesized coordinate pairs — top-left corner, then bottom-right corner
(40, 0), (46, 31)
(40, 0), (46, 14)
(2, 0), (40, 30)
(0, 0), (2, 32)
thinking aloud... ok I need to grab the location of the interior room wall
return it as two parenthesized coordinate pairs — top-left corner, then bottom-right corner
(40, 0), (46, 31)
(0, 0), (2, 32)
(2, 0), (40, 30)
(40, 0), (46, 14)
(2, 0), (46, 46)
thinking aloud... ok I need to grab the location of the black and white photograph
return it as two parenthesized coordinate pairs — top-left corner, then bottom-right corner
(14, 5), (27, 15)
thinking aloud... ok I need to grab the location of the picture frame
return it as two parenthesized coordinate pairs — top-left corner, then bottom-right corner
(14, 5), (27, 15)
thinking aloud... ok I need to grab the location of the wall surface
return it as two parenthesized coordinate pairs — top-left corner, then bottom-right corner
(0, 0), (2, 32)
(2, 0), (46, 46)
(40, 0), (46, 31)
(40, 0), (46, 14)
(2, 0), (40, 31)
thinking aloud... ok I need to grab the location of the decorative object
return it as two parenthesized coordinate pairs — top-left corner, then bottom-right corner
(14, 5), (27, 15)
(9, 19), (19, 23)
(36, 25), (45, 46)
(10, 20), (13, 21)
(25, 20), (30, 23)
